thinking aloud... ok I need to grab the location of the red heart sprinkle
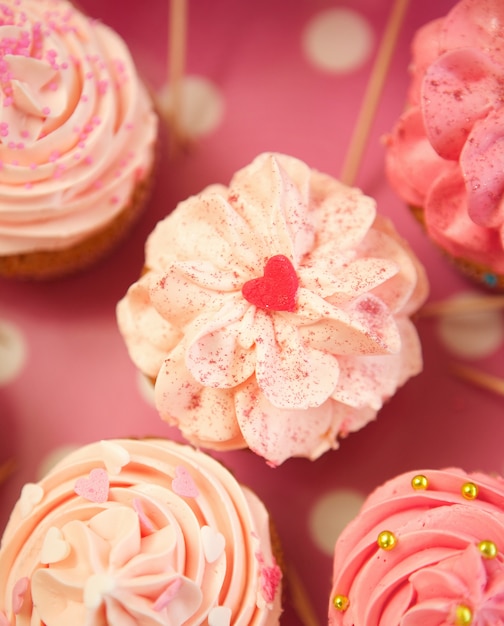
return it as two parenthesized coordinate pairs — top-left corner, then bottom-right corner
(242, 255), (299, 312)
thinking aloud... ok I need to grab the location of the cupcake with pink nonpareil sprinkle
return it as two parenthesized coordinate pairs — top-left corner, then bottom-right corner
(0, 0), (158, 279)
(0, 438), (283, 625)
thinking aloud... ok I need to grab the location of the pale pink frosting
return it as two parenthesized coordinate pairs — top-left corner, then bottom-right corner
(0, 439), (282, 625)
(0, 0), (157, 255)
(117, 153), (428, 466)
(385, 0), (504, 282)
(329, 468), (504, 625)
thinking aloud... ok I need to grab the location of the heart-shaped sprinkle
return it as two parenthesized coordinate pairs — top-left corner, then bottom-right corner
(208, 606), (232, 626)
(133, 498), (155, 534)
(172, 466), (199, 498)
(19, 483), (44, 518)
(153, 578), (182, 611)
(99, 440), (130, 475)
(40, 526), (71, 564)
(74, 468), (109, 503)
(201, 525), (226, 563)
(83, 573), (115, 609)
(12, 577), (29, 614)
(242, 254), (299, 312)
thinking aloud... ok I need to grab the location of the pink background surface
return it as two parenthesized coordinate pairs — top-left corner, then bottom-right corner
(1, 1), (503, 624)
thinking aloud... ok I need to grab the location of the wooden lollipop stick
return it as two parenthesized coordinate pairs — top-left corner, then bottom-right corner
(286, 564), (321, 626)
(420, 295), (504, 318)
(0, 459), (15, 485)
(340, 0), (410, 186)
(452, 363), (504, 397)
(166, 0), (189, 151)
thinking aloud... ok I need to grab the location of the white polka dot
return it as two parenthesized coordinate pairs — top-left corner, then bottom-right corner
(157, 75), (224, 137)
(437, 292), (504, 359)
(37, 445), (78, 479)
(0, 319), (27, 385)
(308, 489), (365, 555)
(302, 9), (373, 74)
(137, 371), (156, 407)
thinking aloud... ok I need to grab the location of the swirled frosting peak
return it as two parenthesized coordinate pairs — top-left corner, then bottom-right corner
(117, 152), (428, 465)
(0, 439), (282, 625)
(329, 468), (504, 625)
(0, 0), (157, 255)
(385, 0), (504, 283)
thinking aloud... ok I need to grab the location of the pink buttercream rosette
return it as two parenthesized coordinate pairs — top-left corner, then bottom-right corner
(117, 153), (428, 466)
(329, 468), (504, 625)
(385, 0), (504, 287)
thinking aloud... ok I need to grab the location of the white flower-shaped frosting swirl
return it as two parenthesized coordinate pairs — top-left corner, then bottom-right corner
(117, 153), (428, 465)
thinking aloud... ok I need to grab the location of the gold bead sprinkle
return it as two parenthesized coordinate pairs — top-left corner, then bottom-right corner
(333, 595), (349, 612)
(478, 539), (498, 559)
(454, 604), (473, 625)
(461, 482), (478, 500)
(411, 474), (429, 490)
(377, 530), (397, 551)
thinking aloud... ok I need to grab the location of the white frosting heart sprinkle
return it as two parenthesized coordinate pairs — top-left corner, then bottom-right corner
(99, 440), (130, 475)
(40, 527), (70, 564)
(201, 525), (226, 563)
(19, 483), (44, 518)
(208, 606), (232, 626)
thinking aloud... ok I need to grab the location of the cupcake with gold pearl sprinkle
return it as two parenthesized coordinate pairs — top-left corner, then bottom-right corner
(329, 468), (504, 625)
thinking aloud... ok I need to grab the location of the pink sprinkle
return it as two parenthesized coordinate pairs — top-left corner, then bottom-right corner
(125, 122), (134, 131)
(29, 163), (37, 170)
(73, 153), (81, 160)
(20, 130), (29, 138)
(94, 180), (103, 189)
(74, 468), (109, 503)
(53, 165), (65, 179)
(133, 498), (155, 534)
(84, 156), (93, 165)
(110, 195), (119, 205)
(258, 558), (282, 604)
(42, 106), (51, 116)
(16, 142), (24, 150)
(48, 82), (58, 91)
(153, 579), (182, 611)
(12, 577), (29, 614)
(78, 141), (86, 149)
(3, 97), (12, 107)
(81, 94), (88, 103)
(49, 151), (60, 162)
(85, 71), (93, 80)
(25, 182), (32, 189)
(7, 141), (15, 149)
(61, 62), (68, 70)
(172, 466), (199, 498)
